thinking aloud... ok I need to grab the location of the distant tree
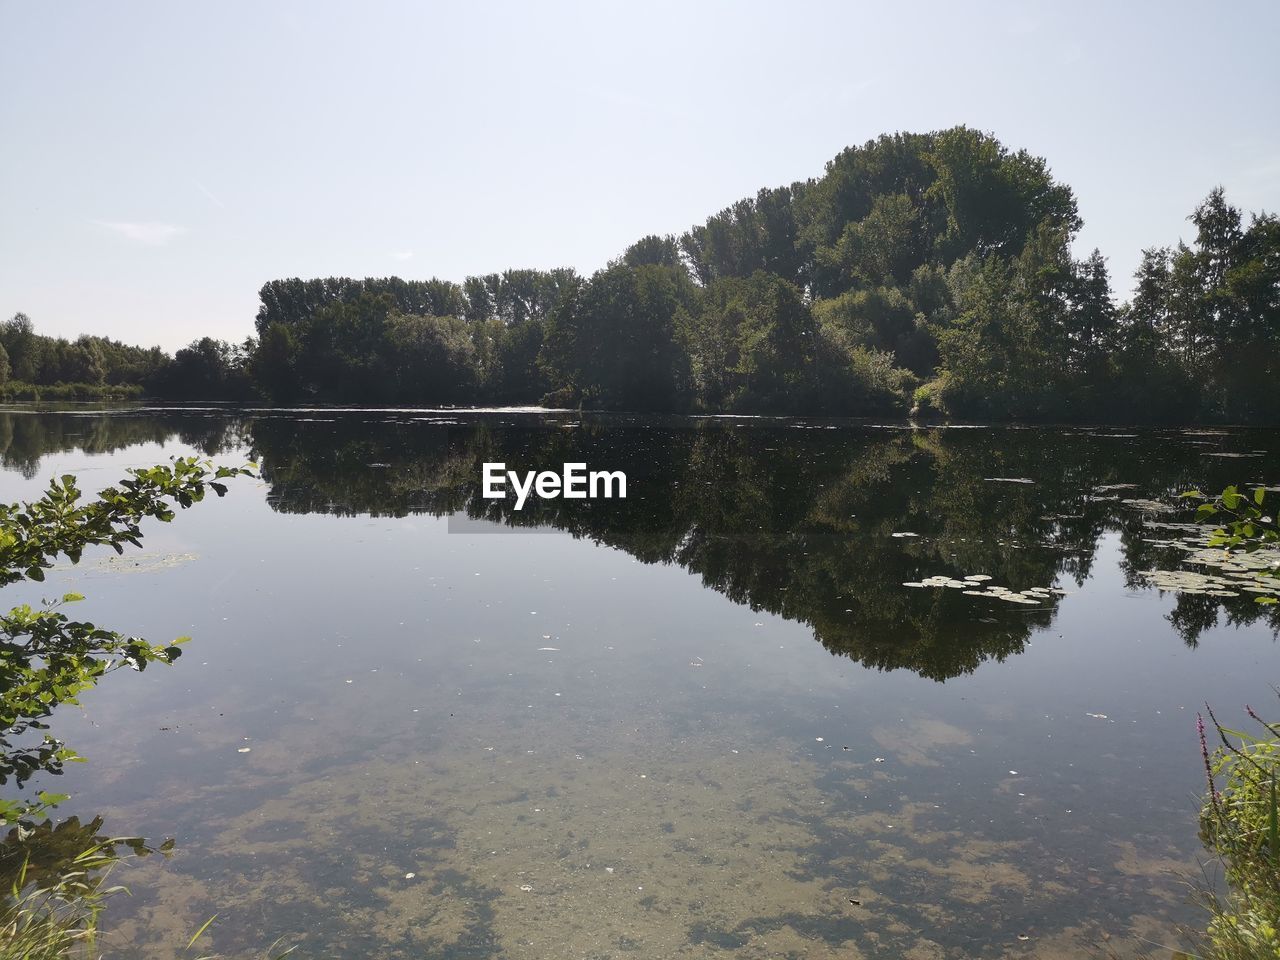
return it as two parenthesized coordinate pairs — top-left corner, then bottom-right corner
(1063, 249), (1118, 379)
(381, 312), (481, 403)
(684, 272), (820, 412)
(65, 338), (106, 386)
(541, 263), (694, 410)
(924, 126), (1081, 263)
(813, 286), (936, 375)
(680, 186), (804, 286)
(229, 136), (1277, 425)
(0, 314), (40, 383)
(253, 323), (303, 401)
(934, 224), (1076, 420)
(159, 338), (251, 400)
(1111, 188), (1279, 422)
(1125, 247), (1172, 355)
(824, 193), (923, 288)
(623, 234), (682, 269)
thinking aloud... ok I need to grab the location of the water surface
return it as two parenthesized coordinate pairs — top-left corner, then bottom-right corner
(1, 407), (1275, 959)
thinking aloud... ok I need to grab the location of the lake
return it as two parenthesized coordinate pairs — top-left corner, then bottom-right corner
(0, 407), (1275, 959)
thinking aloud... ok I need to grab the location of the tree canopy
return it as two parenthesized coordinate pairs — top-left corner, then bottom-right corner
(8, 126), (1276, 423)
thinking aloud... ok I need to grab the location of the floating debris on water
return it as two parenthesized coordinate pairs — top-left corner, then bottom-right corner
(54, 551), (201, 576)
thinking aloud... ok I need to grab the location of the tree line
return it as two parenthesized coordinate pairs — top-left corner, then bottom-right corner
(0, 313), (254, 401)
(8, 126), (1277, 421)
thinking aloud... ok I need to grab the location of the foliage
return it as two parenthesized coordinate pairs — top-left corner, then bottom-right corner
(0, 317), (168, 393)
(229, 127), (1275, 422)
(4, 128), (1277, 422)
(542, 262), (693, 411)
(0, 458), (253, 825)
(1126, 191), (1280, 423)
(682, 272), (819, 412)
(1182, 485), (1280, 604)
(151, 338), (254, 401)
(0, 384), (144, 403)
(1198, 701), (1280, 958)
(0, 458), (296, 956)
(0, 838), (124, 960)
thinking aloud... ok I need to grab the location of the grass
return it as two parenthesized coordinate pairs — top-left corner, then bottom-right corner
(0, 844), (120, 960)
(0, 842), (296, 960)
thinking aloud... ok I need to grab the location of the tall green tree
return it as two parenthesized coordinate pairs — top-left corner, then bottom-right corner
(541, 263), (694, 410)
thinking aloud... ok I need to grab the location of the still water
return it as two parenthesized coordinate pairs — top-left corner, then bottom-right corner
(0, 407), (1276, 959)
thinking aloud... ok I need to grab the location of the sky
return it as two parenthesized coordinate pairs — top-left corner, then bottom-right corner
(1, 0), (1277, 353)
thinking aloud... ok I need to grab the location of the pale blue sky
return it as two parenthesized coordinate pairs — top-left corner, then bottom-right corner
(1, 1), (1277, 352)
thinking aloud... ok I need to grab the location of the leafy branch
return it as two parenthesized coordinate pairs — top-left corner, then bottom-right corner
(1182, 485), (1280, 605)
(0, 458), (253, 825)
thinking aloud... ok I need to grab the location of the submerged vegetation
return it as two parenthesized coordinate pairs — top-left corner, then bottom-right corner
(7, 126), (1278, 422)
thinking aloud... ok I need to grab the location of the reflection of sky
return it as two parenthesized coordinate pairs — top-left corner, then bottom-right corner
(1, 417), (1276, 956)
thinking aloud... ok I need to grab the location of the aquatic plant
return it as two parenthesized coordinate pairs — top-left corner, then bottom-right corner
(902, 573), (1065, 604)
(1180, 486), (1280, 605)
